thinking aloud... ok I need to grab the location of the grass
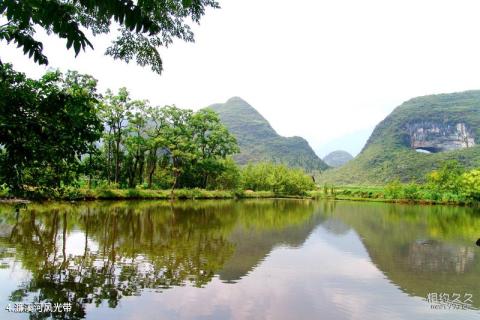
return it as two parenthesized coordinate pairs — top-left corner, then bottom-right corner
(309, 185), (477, 206)
(0, 187), (291, 201)
(2, 184), (477, 206)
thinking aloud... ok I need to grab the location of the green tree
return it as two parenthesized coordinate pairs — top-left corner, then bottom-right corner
(0, 0), (220, 73)
(426, 160), (464, 194)
(186, 109), (239, 188)
(206, 157), (241, 190)
(124, 103), (149, 188)
(100, 88), (133, 185)
(156, 106), (196, 194)
(241, 163), (315, 196)
(0, 64), (103, 193)
(143, 104), (167, 188)
(460, 169), (480, 200)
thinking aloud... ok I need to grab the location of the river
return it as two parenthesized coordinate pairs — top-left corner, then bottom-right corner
(0, 199), (479, 319)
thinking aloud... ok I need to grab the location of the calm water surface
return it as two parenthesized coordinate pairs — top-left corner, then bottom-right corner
(0, 199), (479, 319)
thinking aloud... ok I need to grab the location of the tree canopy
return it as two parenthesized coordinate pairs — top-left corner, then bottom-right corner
(0, 63), (103, 192)
(0, 0), (219, 73)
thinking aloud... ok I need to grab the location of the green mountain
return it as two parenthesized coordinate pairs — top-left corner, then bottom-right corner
(320, 90), (480, 185)
(323, 150), (353, 167)
(208, 97), (328, 172)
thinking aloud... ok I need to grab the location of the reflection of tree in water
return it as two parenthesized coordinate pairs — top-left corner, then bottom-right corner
(2, 204), (237, 319)
(0, 200), (322, 319)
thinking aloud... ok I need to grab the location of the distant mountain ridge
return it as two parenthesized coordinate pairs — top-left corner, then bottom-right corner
(323, 150), (353, 167)
(208, 97), (329, 172)
(320, 90), (480, 185)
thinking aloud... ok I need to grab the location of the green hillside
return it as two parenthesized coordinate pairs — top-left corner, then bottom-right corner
(320, 90), (480, 185)
(208, 97), (329, 172)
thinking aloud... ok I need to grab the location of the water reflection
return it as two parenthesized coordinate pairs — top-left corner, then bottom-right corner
(0, 200), (479, 319)
(321, 202), (480, 309)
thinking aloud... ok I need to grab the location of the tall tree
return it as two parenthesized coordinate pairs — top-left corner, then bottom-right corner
(0, 0), (220, 73)
(124, 102), (149, 188)
(100, 88), (133, 185)
(0, 64), (103, 193)
(156, 106), (196, 194)
(189, 109), (239, 188)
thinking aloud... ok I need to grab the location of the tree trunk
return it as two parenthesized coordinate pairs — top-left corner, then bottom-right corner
(88, 147), (92, 189)
(138, 154), (145, 185)
(115, 138), (120, 185)
(147, 148), (157, 188)
(171, 160), (179, 199)
(106, 128), (112, 184)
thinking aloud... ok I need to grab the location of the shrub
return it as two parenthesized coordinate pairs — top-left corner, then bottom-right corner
(402, 183), (419, 200)
(460, 169), (480, 200)
(385, 180), (402, 199)
(241, 163), (315, 196)
(0, 183), (9, 197)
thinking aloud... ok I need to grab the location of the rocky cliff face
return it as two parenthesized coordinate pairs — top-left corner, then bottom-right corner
(406, 122), (475, 153)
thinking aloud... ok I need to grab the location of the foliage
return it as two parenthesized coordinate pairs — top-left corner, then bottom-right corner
(385, 180), (402, 199)
(460, 169), (480, 200)
(0, 65), (325, 199)
(0, 64), (102, 193)
(329, 161), (480, 205)
(205, 157), (241, 190)
(241, 163), (315, 196)
(0, 0), (219, 73)
(0, 183), (8, 197)
(426, 160), (464, 194)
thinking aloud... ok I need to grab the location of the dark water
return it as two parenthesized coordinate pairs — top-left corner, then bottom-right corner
(0, 199), (479, 319)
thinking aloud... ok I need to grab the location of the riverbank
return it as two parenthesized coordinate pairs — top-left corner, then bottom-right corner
(0, 188), (313, 202)
(1, 186), (478, 206)
(309, 186), (479, 206)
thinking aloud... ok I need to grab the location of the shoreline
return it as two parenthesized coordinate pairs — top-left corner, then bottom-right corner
(1, 188), (478, 207)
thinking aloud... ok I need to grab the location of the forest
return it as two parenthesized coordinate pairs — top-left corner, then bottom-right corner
(0, 64), (315, 199)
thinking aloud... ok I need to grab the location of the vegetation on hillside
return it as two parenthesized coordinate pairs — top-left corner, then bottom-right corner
(208, 97), (329, 172)
(320, 91), (480, 185)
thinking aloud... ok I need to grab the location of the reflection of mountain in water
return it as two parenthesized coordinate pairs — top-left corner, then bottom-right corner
(321, 218), (351, 235)
(409, 240), (475, 274)
(0, 200), (326, 318)
(325, 201), (480, 308)
(219, 211), (326, 282)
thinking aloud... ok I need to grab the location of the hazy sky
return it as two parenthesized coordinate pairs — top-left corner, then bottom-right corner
(3, 0), (480, 157)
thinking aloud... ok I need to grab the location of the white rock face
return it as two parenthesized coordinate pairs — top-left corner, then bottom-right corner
(406, 122), (475, 152)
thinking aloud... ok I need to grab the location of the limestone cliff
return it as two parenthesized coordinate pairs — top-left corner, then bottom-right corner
(407, 122), (475, 153)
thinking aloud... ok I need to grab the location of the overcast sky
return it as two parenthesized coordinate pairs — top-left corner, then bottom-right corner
(3, 0), (480, 157)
